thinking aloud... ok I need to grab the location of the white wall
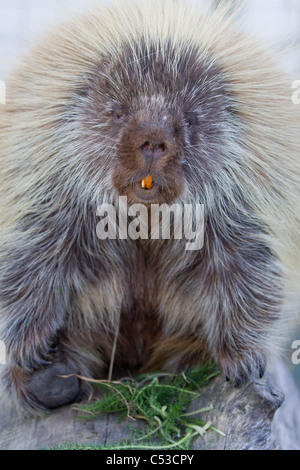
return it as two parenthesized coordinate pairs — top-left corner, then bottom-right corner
(0, 0), (299, 78)
(0, 0), (99, 78)
(243, 0), (300, 75)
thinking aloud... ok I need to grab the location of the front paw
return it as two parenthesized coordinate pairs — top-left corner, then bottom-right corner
(2, 360), (80, 414)
(217, 347), (267, 387)
(26, 362), (80, 409)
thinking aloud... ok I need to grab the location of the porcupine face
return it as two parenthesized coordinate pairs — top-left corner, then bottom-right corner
(80, 40), (232, 204)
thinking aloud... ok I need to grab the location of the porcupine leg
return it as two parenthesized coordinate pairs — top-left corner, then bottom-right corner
(200, 215), (283, 386)
(0, 245), (81, 414)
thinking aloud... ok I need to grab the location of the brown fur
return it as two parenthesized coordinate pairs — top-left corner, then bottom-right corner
(0, 0), (299, 414)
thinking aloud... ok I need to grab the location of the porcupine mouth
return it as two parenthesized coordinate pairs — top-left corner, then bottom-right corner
(132, 181), (159, 202)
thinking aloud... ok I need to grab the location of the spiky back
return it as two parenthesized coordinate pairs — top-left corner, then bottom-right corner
(0, 0), (299, 275)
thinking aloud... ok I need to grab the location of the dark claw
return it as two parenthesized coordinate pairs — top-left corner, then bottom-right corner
(39, 359), (52, 367)
(234, 376), (244, 388)
(259, 364), (265, 379)
(29, 358), (52, 370)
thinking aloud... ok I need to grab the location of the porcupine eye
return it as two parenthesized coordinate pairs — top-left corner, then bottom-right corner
(112, 109), (125, 122)
(185, 112), (197, 130)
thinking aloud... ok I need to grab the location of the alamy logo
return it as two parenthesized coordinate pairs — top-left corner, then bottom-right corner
(0, 340), (6, 365)
(292, 340), (300, 365)
(292, 80), (300, 105)
(96, 197), (205, 251)
(0, 81), (5, 105)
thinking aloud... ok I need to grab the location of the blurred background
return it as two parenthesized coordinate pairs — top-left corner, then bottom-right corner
(0, 0), (299, 79)
(0, 0), (299, 387)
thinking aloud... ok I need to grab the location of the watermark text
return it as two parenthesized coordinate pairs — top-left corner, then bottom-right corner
(0, 340), (6, 365)
(96, 197), (205, 251)
(0, 81), (5, 105)
(292, 80), (300, 105)
(292, 340), (300, 365)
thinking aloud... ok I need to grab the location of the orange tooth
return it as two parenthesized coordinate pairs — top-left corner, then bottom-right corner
(146, 175), (153, 189)
(141, 175), (153, 190)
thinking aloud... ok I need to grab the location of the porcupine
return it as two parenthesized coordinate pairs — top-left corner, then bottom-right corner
(0, 0), (299, 413)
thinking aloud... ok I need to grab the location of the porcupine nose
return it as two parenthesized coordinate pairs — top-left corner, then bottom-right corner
(139, 140), (168, 163)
